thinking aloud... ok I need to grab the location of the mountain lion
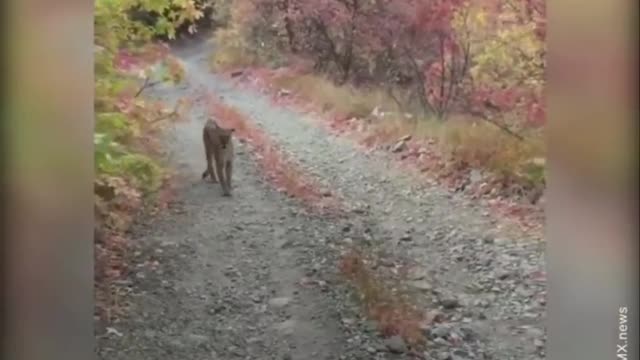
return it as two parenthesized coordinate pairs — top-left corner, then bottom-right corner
(201, 118), (235, 196)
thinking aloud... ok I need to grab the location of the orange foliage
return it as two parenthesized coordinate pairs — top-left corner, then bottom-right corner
(339, 250), (427, 349)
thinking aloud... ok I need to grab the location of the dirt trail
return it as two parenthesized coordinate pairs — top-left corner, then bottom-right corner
(97, 37), (546, 360)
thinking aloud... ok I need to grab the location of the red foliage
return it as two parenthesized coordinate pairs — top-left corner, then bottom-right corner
(523, 0), (546, 40)
(339, 250), (427, 348)
(115, 43), (171, 72)
(526, 98), (545, 125)
(468, 84), (545, 125)
(114, 50), (140, 71)
(241, 0), (545, 123)
(413, 0), (463, 33)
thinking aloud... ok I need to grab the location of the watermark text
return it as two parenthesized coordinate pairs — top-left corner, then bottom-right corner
(617, 307), (629, 360)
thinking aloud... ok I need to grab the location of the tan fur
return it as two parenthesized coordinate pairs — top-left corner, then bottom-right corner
(201, 118), (235, 196)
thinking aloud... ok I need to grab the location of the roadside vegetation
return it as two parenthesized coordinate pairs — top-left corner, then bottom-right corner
(94, 0), (207, 322)
(210, 0), (547, 206)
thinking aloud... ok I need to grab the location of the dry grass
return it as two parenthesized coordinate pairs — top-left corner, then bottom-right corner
(269, 73), (403, 119)
(375, 115), (543, 167)
(339, 249), (427, 349)
(208, 0), (262, 72)
(438, 118), (545, 181)
(209, 37), (259, 72)
(267, 72), (545, 188)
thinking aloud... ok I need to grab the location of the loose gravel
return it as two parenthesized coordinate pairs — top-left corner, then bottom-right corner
(96, 37), (546, 360)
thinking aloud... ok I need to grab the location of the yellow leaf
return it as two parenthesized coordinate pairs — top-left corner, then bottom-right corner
(475, 10), (487, 27)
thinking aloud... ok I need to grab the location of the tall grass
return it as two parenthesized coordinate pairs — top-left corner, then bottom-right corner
(267, 71), (545, 189)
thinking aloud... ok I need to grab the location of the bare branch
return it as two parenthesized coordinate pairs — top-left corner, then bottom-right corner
(134, 77), (163, 98)
(468, 108), (526, 141)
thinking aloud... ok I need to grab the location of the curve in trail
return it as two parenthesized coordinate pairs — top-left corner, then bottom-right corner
(177, 38), (547, 360)
(96, 41), (416, 359)
(97, 37), (547, 360)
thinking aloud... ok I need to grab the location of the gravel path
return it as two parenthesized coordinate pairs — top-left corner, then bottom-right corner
(96, 37), (547, 360)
